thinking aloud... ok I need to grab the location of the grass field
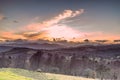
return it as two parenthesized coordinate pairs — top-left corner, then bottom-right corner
(0, 71), (33, 80)
(0, 68), (48, 80)
(46, 73), (95, 80)
(0, 68), (96, 80)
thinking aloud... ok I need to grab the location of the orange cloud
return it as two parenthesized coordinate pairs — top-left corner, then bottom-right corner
(22, 31), (49, 40)
(83, 32), (120, 41)
(0, 31), (25, 40)
(24, 23), (44, 32)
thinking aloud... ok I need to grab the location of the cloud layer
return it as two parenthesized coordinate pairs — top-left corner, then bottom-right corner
(20, 9), (85, 40)
(1, 9), (120, 41)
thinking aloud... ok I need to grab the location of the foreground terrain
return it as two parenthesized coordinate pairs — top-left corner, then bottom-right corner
(0, 43), (120, 80)
(46, 73), (95, 80)
(0, 68), (95, 80)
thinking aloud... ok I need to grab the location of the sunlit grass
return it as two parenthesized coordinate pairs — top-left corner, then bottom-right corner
(46, 73), (95, 80)
(0, 71), (33, 80)
(0, 68), (96, 80)
(0, 68), (48, 80)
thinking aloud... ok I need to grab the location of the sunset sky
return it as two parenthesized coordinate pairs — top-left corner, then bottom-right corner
(0, 0), (120, 41)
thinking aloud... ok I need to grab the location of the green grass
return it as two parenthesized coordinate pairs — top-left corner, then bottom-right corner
(0, 68), (95, 80)
(46, 73), (95, 80)
(0, 68), (48, 80)
(0, 71), (33, 80)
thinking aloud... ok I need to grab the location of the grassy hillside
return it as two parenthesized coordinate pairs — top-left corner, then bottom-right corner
(0, 68), (96, 80)
(0, 71), (32, 80)
(0, 68), (48, 80)
(46, 73), (95, 80)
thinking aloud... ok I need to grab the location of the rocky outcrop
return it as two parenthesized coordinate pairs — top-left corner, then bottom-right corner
(0, 47), (73, 73)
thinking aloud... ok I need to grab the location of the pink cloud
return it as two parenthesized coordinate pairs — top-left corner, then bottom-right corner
(24, 9), (84, 32)
(44, 24), (85, 40)
(43, 9), (84, 26)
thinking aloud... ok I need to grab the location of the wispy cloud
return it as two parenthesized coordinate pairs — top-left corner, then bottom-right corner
(42, 9), (84, 26)
(24, 9), (84, 32)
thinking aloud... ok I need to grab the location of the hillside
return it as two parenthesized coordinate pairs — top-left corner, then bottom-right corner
(0, 44), (120, 79)
(0, 68), (95, 80)
(0, 71), (32, 80)
(46, 73), (95, 80)
(0, 68), (48, 80)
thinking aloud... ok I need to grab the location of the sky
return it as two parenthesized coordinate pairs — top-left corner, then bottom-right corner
(0, 0), (120, 41)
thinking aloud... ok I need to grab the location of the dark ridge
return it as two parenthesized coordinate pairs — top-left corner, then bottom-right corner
(1, 47), (37, 55)
(56, 44), (120, 51)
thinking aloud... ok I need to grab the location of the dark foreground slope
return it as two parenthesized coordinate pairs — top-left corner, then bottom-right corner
(0, 44), (120, 79)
